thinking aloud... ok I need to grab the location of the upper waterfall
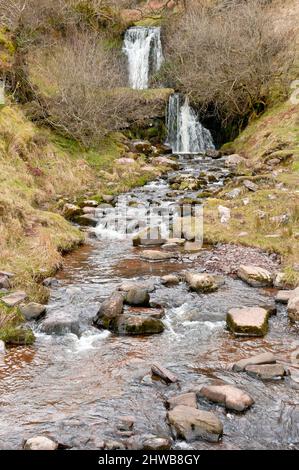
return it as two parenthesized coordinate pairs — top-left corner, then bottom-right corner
(123, 26), (163, 90)
(167, 94), (215, 154)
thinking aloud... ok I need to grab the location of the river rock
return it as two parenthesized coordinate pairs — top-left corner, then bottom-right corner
(227, 307), (269, 336)
(0, 274), (10, 289)
(167, 392), (197, 410)
(161, 274), (180, 286)
(125, 288), (150, 306)
(1, 291), (27, 307)
(225, 154), (246, 168)
(232, 352), (276, 372)
(151, 363), (178, 383)
(199, 384), (254, 411)
(154, 156), (180, 170)
(142, 436), (172, 450)
(243, 180), (258, 192)
(218, 205), (231, 224)
(117, 416), (135, 431)
(75, 214), (98, 227)
(81, 199), (98, 208)
(41, 311), (80, 336)
(245, 364), (286, 380)
(288, 295), (299, 322)
(140, 250), (179, 261)
(185, 272), (218, 293)
(102, 195), (115, 203)
(274, 272), (290, 289)
(115, 315), (164, 335)
(167, 405), (223, 442)
(132, 227), (165, 246)
(237, 265), (273, 287)
(275, 290), (293, 304)
(23, 436), (58, 450)
(184, 241), (202, 252)
(94, 292), (124, 329)
(105, 440), (126, 450)
(20, 302), (46, 321)
(82, 206), (96, 215)
(62, 203), (82, 220)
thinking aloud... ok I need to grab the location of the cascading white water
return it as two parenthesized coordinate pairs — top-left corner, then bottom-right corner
(167, 94), (215, 154)
(123, 26), (163, 90)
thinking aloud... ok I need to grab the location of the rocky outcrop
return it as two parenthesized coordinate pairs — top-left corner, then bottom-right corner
(227, 307), (269, 336)
(237, 265), (273, 287)
(224, 154), (246, 168)
(167, 405), (223, 442)
(199, 384), (254, 412)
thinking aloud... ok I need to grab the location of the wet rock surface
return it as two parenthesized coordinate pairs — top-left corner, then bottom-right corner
(227, 307), (269, 336)
(199, 384), (254, 412)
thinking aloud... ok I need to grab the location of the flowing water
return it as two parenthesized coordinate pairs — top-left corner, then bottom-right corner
(167, 94), (215, 154)
(123, 27), (163, 90)
(0, 154), (298, 450)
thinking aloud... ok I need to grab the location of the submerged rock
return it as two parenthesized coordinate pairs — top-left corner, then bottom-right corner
(227, 307), (269, 336)
(20, 302), (46, 321)
(24, 436), (58, 450)
(232, 352), (276, 372)
(185, 272), (218, 293)
(167, 392), (197, 410)
(167, 405), (223, 442)
(41, 311), (80, 336)
(151, 363), (178, 383)
(245, 364), (286, 380)
(199, 384), (254, 412)
(237, 265), (273, 287)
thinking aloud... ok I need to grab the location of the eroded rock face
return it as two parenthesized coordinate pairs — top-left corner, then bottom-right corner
(199, 384), (254, 412)
(167, 405), (223, 442)
(185, 272), (218, 293)
(232, 352), (276, 372)
(23, 436), (58, 450)
(245, 364), (286, 380)
(20, 302), (46, 321)
(227, 307), (269, 336)
(237, 265), (273, 287)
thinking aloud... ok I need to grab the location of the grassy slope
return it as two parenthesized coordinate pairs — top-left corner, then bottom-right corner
(204, 100), (299, 285)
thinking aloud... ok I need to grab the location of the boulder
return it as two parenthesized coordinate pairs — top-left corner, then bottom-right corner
(288, 295), (299, 322)
(243, 180), (258, 192)
(185, 272), (218, 293)
(218, 205), (231, 224)
(105, 440), (126, 450)
(75, 214), (98, 227)
(0, 274), (10, 289)
(227, 307), (269, 336)
(102, 195), (114, 204)
(41, 311), (80, 336)
(20, 302), (46, 321)
(237, 265), (273, 287)
(224, 154), (246, 168)
(1, 291), (27, 307)
(142, 437), (172, 450)
(232, 352), (276, 372)
(151, 363), (178, 383)
(23, 436), (58, 450)
(274, 272), (290, 289)
(115, 315), (164, 335)
(81, 199), (98, 208)
(199, 384), (254, 412)
(82, 206), (96, 215)
(154, 156), (180, 170)
(94, 292), (124, 329)
(161, 274), (180, 286)
(140, 250), (179, 261)
(62, 203), (82, 220)
(167, 392), (197, 410)
(245, 364), (286, 380)
(275, 290), (293, 304)
(125, 288), (150, 307)
(167, 405), (223, 442)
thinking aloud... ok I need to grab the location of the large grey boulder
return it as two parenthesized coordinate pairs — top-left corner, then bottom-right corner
(227, 307), (269, 336)
(224, 154), (246, 168)
(167, 405), (223, 442)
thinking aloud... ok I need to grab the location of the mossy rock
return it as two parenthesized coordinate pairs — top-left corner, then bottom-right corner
(227, 307), (269, 337)
(0, 326), (35, 345)
(113, 315), (164, 336)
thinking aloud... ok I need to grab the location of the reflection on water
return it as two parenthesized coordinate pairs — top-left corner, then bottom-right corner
(0, 155), (298, 450)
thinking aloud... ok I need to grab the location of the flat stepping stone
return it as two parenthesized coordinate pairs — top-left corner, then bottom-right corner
(245, 364), (286, 380)
(1, 291), (27, 307)
(140, 250), (179, 261)
(227, 307), (269, 336)
(237, 265), (273, 287)
(167, 405), (223, 442)
(233, 352), (276, 372)
(167, 392), (197, 410)
(199, 384), (254, 412)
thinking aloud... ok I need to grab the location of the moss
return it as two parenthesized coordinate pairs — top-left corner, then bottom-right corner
(0, 326), (35, 345)
(226, 312), (269, 337)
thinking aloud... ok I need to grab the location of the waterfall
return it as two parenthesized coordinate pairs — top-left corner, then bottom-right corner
(167, 94), (215, 154)
(123, 26), (163, 90)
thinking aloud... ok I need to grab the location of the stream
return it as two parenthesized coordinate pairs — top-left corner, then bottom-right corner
(0, 154), (298, 450)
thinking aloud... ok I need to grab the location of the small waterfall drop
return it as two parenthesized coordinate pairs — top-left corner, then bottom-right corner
(167, 94), (215, 154)
(123, 26), (163, 90)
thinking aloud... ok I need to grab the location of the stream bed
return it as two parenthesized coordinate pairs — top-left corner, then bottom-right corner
(0, 154), (298, 450)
